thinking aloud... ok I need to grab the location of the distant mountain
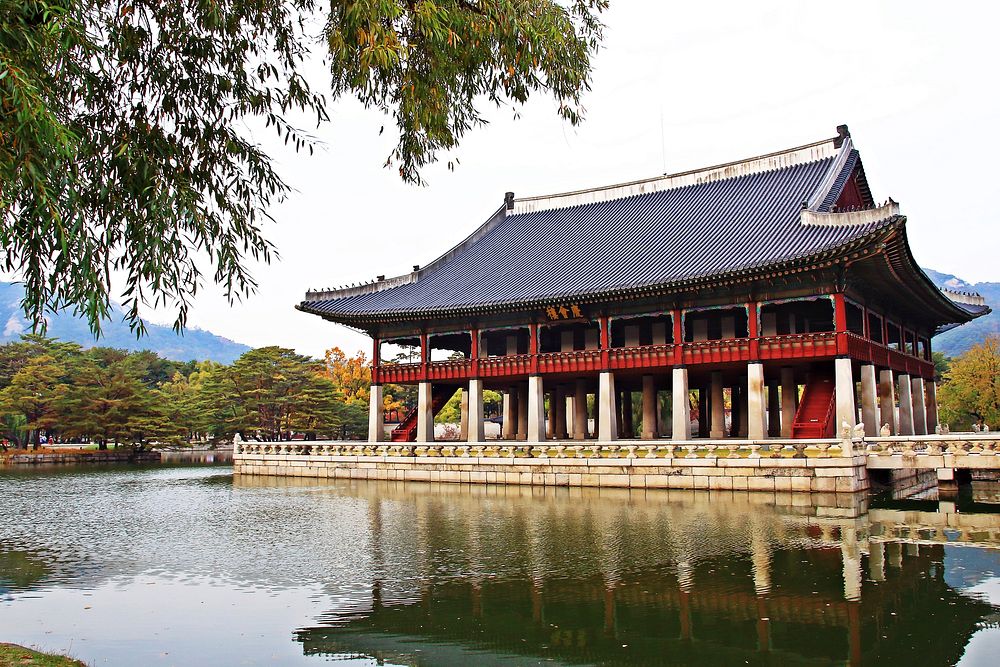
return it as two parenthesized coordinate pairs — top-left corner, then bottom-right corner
(0, 282), (250, 364)
(924, 268), (1000, 358)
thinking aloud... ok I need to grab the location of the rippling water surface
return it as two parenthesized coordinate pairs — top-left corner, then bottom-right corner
(2, 464), (1000, 666)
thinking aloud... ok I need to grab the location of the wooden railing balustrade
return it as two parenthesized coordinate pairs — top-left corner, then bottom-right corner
(373, 331), (933, 384)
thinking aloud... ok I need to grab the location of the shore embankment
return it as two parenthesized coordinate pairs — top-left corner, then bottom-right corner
(0, 448), (160, 466)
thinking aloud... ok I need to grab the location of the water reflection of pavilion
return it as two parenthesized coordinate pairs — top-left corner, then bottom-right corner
(269, 480), (1000, 665)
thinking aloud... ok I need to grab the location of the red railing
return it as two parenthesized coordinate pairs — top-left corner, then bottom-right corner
(478, 354), (533, 378)
(537, 349), (603, 374)
(426, 359), (472, 381)
(682, 339), (751, 365)
(845, 333), (933, 378)
(759, 332), (839, 360)
(374, 333), (934, 383)
(609, 344), (675, 370)
(374, 364), (422, 384)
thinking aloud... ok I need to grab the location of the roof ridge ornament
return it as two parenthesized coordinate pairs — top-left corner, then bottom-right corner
(800, 199), (900, 226)
(940, 287), (986, 307)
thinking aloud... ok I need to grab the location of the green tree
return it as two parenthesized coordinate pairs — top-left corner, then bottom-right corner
(939, 336), (1000, 430)
(933, 351), (951, 382)
(203, 346), (339, 440)
(0, 354), (69, 447)
(58, 353), (163, 448)
(2, 0), (605, 336)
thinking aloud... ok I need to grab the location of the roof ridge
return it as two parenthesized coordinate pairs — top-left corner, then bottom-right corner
(511, 129), (848, 215)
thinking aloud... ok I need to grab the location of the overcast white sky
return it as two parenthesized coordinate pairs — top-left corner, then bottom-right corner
(149, 0), (1000, 359)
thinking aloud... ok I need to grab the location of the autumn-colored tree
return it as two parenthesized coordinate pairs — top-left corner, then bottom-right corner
(323, 347), (371, 404)
(939, 336), (1000, 430)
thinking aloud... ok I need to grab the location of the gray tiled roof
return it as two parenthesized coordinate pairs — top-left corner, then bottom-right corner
(302, 145), (886, 321)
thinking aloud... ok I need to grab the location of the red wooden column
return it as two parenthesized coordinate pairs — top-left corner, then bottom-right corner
(419, 333), (429, 381)
(470, 328), (479, 376)
(833, 293), (848, 355)
(672, 309), (684, 365)
(599, 315), (610, 369)
(529, 323), (539, 374)
(371, 336), (381, 384)
(747, 301), (760, 359)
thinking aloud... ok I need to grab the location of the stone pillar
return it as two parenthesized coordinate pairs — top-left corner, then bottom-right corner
(897, 374), (914, 436)
(911, 376), (927, 435)
(517, 383), (529, 440)
(780, 367), (796, 438)
(879, 370), (897, 435)
(459, 388), (469, 441)
(565, 393), (575, 437)
(841, 527), (862, 603)
(416, 381), (434, 442)
(737, 383), (749, 437)
(730, 384), (741, 437)
(697, 387), (709, 438)
(527, 376), (545, 442)
(835, 358), (856, 434)
(598, 372), (618, 441)
(869, 542), (885, 582)
(747, 363), (767, 440)
(368, 383), (385, 442)
(621, 390), (634, 438)
(575, 379), (589, 440)
(467, 379), (485, 443)
(545, 390), (556, 439)
(767, 381), (781, 438)
(555, 385), (568, 439)
(503, 389), (515, 440)
(925, 381), (939, 432)
(672, 367), (691, 440)
(642, 375), (658, 440)
(709, 371), (725, 439)
(859, 364), (879, 437)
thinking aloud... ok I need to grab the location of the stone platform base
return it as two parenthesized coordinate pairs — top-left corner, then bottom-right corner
(234, 451), (868, 493)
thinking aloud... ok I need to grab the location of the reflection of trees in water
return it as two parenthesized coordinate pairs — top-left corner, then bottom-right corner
(286, 483), (999, 667)
(0, 545), (52, 593)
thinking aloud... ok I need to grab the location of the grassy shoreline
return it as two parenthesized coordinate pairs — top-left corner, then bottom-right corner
(0, 643), (86, 666)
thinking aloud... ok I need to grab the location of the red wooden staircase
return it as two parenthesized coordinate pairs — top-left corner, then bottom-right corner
(390, 385), (459, 442)
(791, 373), (836, 438)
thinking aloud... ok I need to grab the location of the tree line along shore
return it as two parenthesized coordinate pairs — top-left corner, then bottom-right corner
(0, 334), (996, 452)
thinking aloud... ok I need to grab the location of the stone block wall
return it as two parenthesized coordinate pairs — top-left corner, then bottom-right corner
(234, 453), (869, 493)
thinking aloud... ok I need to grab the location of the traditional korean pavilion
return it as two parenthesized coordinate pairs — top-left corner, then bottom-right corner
(299, 126), (988, 445)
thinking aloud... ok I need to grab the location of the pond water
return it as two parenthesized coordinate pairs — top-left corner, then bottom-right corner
(1, 464), (1000, 666)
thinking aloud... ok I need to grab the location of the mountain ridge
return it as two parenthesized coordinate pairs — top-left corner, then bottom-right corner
(924, 268), (999, 357)
(0, 282), (251, 364)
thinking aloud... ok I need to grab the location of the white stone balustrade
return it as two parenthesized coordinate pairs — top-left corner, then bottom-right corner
(234, 438), (854, 460)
